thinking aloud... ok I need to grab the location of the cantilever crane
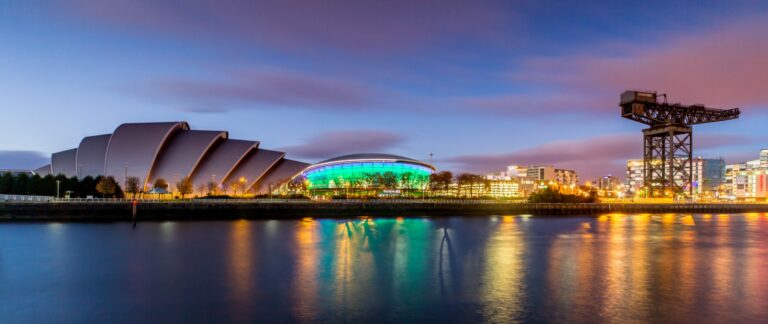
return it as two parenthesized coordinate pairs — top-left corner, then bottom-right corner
(620, 91), (740, 198)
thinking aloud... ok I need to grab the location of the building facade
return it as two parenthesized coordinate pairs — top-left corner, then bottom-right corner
(625, 157), (724, 198)
(485, 164), (578, 197)
(300, 154), (435, 197)
(723, 150), (768, 200)
(554, 168), (578, 186)
(598, 175), (618, 191)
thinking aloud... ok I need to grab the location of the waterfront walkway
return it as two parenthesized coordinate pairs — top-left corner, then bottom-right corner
(2, 198), (768, 220)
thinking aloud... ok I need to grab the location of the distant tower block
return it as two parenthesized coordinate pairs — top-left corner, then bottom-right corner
(620, 91), (739, 198)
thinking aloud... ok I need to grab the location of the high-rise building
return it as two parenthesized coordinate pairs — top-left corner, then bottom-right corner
(526, 165), (555, 182)
(626, 159), (644, 194)
(554, 169), (578, 186)
(693, 158), (725, 197)
(723, 153), (768, 200)
(625, 157), (724, 198)
(486, 164), (577, 196)
(599, 175), (618, 191)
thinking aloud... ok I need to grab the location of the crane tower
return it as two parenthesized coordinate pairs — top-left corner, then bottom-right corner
(620, 91), (740, 197)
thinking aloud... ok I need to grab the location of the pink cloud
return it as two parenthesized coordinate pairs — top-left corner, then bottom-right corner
(509, 15), (768, 110)
(279, 130), (406, 160)
(62, 0), (509, 54)
(443, 133), (759, 181)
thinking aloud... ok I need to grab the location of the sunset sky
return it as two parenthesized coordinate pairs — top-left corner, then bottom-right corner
(2, 0), (767, 180)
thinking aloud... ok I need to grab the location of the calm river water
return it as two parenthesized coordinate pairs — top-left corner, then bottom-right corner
(1, 214), (767, 323)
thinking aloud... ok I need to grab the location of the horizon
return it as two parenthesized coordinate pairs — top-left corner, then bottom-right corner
(2, 1), (767, 180)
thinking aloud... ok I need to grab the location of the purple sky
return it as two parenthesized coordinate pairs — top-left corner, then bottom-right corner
(2, 0), (767, 180)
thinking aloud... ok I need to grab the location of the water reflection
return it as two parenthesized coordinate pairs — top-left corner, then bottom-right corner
(480, 215), (526, 322)
(228, 220), (254, 319)
(292, 217), (319, 320)
(1, 214), (768, 323)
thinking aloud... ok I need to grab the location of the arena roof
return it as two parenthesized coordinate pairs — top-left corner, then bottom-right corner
(315, 153), (434, 170)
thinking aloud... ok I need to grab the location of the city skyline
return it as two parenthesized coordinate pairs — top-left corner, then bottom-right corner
(3, 1), (768, 180)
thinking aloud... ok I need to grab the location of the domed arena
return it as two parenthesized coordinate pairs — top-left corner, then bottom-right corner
(299, 153), (435, 197)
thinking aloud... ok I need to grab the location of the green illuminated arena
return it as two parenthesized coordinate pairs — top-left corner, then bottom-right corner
(301, 154), (435, 195)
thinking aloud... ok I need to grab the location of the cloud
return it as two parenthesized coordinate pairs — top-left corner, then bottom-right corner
(139, 69), (383, 112)
(457, 93), (605, 116)
(279, 130), (406, 160)
(442, 133), (760, 181)
(452, 14), (768, 117)
(0, 151), (49, 170)
(507, 15), (768, 111)
(63, 0), (508, 54)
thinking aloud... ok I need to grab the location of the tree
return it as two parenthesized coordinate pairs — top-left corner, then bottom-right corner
(429, 171), (453, 194)
(528, 187), (598, 203)
(0, 172), (13, 194)
(125, 176), (141, 199)
(207, 181), (218, 196)
(153, 178), (169, 191)
(78, 176), (100, 198)
(287, 175), (307, 195)
(228, 181), (246, 196)
(381, 171), (398, 190)
(15, 173), (30, 195)
(400, 172), (412, 189)
(96, 176), (118, 198)
(457, 173), (475, 197)
(175, 176), (193, 198)
(363, 173), (380, 189)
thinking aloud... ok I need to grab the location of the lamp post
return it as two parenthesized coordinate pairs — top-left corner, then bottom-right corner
(56, 180), (60, 199)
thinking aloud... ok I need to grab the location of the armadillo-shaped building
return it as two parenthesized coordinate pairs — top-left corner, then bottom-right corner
(34, 122), (308, 195)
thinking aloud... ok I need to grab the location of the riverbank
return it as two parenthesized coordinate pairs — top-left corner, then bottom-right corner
(2, 200), (768, 221)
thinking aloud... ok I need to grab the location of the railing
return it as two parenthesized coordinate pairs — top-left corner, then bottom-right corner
(0, 194), (53, 202)
(9, 196), (768, 205)
(43, 197), (530, 204)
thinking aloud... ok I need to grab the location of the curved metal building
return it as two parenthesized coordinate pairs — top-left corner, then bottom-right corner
(41, 121), (309, 196)
(150, 130), (228, 186)
(51, 148), (77, 178)
(105, 122), (190, 188)
(76, 134), (111, 178)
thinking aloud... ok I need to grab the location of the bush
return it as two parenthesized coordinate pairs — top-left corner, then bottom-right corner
(528, 187), (598, 203)
(197, 195), (233, 199)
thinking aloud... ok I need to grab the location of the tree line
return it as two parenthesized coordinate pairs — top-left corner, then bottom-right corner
(0, 173), (205, 199)
(0, 173), (123, 198)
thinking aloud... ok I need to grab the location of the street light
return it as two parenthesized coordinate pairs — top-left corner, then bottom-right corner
(56, 180), (60, 199)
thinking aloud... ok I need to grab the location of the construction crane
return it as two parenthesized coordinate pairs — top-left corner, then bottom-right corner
(620, 91), (740, 198)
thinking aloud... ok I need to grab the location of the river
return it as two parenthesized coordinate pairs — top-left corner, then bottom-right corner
(1, 214), (767, 323)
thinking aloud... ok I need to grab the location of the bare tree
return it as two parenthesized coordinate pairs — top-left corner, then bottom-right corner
(175, 176), (193, 198)
(207, 181), (217, 196)
(125, 176), (141, 199)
